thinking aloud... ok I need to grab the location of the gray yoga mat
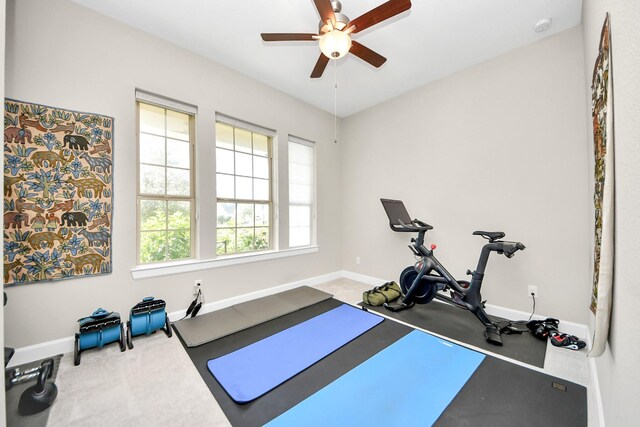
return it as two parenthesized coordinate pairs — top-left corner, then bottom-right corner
(173, 286), (332, 347)
(362, 299), (547, 367)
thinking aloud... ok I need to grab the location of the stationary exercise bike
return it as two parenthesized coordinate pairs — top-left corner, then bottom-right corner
(380, 199), (525, 345)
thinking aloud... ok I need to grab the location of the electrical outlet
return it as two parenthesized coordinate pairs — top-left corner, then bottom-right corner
(528, 285), (538, 298)
(194, 280), (202, 295)
(355, 256), (361, 265)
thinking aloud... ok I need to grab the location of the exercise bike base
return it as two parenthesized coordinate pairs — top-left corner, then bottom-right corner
(484, 326), (503, 346)
(383, 301), (415, 313)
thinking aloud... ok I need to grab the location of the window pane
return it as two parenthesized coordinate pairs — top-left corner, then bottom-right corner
(166, 110), (189, 141)
(290, 205), (311, 227)
(290, 164), (311, 185)
(254, 156), (269, 179)
(255, 227), (269, 250)
(167, 167), (190, 196)
(237, 203), (254, 227)
(255, 204), (269, 226)
(216, 123), (234, 150)
(138, 100), (193, 265)
(253, 134), (269, 157)
(140, 199), (166, 231)
(235, 152), (252, 177)
(217, 173), (234, 199)
(167, 230), (191, 260)
(140, 133), (165, 166)
(236, 176), (252, 199)
(290, 142), (312, 165)
(168, 201), (190, 229)
(217, 229), (236, 255)
(290, 227), (310, 247)
(254, 178), (269, 201)
(216, 148), (234, 174)
(237, 228), (255, 252)
(140, 103), (165, 136)
(290, 184), (311, 204)
(215, 120), (272, 256)
(217, 202), (236, 227)
(167, 139), (190, 168)
(140, 231), (167, 263)
(140, 164), (166, 194)
(235, 128), (252, 153)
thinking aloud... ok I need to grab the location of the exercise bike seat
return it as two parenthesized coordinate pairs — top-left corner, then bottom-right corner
(473, 231), (505, 242)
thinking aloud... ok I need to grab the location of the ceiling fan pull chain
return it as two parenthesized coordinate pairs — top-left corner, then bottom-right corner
(334, 58), (338, 144)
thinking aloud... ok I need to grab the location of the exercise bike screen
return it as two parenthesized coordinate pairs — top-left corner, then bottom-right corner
(380, 198), (412, 227)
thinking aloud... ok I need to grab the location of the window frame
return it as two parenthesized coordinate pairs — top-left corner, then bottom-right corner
(288, 135), (316, 248)
(136, 94), (197, 265)
(215, 114), (276, 256)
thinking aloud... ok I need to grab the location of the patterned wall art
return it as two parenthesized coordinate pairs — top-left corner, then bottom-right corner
(3, 99), (113, 286)
(590, 14), (615, 357)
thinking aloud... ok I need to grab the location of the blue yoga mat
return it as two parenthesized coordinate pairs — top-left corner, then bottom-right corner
(207, 304), (383, 403)
(265, 330), (485, 427)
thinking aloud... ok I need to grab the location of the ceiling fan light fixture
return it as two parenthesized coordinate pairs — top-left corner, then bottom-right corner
(319, 29), (352, 59)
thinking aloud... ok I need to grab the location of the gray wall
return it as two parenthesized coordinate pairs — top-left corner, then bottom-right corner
(341, 27), (592, 324)
(3, 0), (343, 348)
(582, 0), (640, 425)
(7, 5), (640, 424)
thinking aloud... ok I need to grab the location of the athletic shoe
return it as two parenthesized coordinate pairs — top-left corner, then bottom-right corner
(526, 318), (559, 340)
(550, 332), (587, 350)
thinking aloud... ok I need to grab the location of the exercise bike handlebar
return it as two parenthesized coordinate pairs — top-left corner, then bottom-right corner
(503, 241), (526, 258)
(395, 218), (433, 232)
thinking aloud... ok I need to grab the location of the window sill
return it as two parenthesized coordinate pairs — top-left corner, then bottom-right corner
(130, 246), (319, 280)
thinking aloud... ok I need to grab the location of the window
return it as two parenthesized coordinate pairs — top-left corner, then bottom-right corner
(288, 136), (315, 247)
(216, 117), (273, 255)
(137, 92), (195, 264)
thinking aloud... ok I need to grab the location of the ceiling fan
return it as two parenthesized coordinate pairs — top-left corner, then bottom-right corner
(261, 0), (412, 78)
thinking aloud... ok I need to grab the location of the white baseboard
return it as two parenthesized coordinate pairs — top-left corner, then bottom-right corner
(340, 270), (388, 286)
(7, 336), (74, 368)
(343, 270), (591, 344)
(484, 302), (591, 348)
(7, 270), (343, 367)
(5, 268), (591, 365)
(167, 270), (342, 321)
(589, 355), (605, 427)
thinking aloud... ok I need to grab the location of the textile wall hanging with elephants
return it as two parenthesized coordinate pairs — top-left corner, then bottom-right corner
(589, 14), (615, 357)
(3, 99), (113, 285)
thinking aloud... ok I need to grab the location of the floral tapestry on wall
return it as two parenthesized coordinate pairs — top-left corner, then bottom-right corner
(590, 14), (615, 357)
(4, 99), (113, 286)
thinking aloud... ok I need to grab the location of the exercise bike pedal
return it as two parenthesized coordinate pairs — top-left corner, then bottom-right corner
(383, 301), (415, 313)
(484, 325), (503, 346)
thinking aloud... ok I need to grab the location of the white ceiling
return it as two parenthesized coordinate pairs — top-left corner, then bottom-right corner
(70, 0), (582, 117)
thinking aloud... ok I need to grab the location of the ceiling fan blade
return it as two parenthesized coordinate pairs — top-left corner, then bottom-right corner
(261, 33), (318, 42)
(349, 0), (412, 34)
(313, 0), (336, 24)
(349, 41), (387, 68)
(310, 53), (330, 78)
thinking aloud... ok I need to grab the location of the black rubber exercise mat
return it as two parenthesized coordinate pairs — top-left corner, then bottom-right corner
(435, 357), (587, 426)
(362, 300), (547, 367)
(177, 298), (411, 426)
(178, 299), (586, 426)
(5, 354), (62, 427)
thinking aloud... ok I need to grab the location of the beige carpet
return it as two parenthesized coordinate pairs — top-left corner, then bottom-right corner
(48, 331), (230, 427)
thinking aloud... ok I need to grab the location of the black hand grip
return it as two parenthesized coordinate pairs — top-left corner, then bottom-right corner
(504, 242), (526, 258)
(413, 219), (433, 230)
